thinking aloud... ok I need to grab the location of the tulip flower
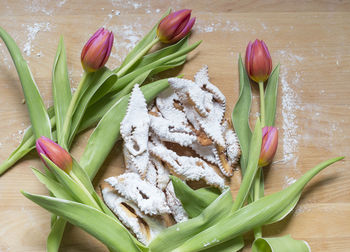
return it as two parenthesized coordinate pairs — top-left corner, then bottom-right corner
(81, 27), (114, 72)
(259, 126), (278, 167)
(157, 9), (196, 44)
(36, 136), (73, 172)
(245, 39), (272, 83)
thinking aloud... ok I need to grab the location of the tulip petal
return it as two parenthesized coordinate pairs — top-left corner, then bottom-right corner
(169, 17), (196, 43)
(81, 28), (113, 72)
(157, 9), (193, 44)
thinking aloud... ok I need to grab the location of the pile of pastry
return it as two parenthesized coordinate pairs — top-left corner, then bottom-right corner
(101, 66), (241, 244)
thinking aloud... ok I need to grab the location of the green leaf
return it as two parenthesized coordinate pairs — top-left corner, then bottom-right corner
(231, 119), (262, 212)
(42, 155), (99, 209)
(68, 67), (117, 147)
(32, 168), (75, 201)
(252, 235), (310, 252)
(202, 236), (244, 252)
(265, 190), (300, 225)
(264, 64), (280, 127)
(149, 189), (233, 252)
(0, 128), (35, 175)
(47, 218), (67, 252)
(171, 157), (344, 252)
(130, 35), (189, 71)
(116, 9), (171, 75)
(171, 176), (221, 218)
(0, 26), (52, 139)
(80, 79), (169, 179)
(21, 192), (142, 252)
(111, 40), (201, 93)
(232, 55), (252, 175)
(52, 36), (72, 146)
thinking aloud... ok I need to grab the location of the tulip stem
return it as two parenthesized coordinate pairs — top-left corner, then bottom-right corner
(258, 81), (265, 127)
(60, 72), (89, 150)
(253, 168), (263, 238)
(116, 37), (160, 78)
(253, 81), (266, 239)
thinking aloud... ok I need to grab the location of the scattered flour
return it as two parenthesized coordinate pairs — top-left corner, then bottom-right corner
(24, 0), (54, 16)
(275, 50), (304, 170)
(22, 22), (51, 56)
(107, 22), (146, 65)
(0, 42), (11, 69)
(283, 175), (297, 188)
(196, 19), (240, 33)
(57, 0), (67, 7)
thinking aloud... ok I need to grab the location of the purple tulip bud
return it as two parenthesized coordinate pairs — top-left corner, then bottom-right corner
(258, 127), (278, 167)
(81, 28), (114, 72)
(245, 39), (272, 83)
(157, 9), (196, 44)
(36, 136), (73, 173)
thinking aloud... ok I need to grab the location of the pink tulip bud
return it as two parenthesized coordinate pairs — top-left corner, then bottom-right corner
(258, 127), (278, 167)
(81, 28), (114, 72)
(245, 39), (272, 83)
(157, 9), (196, 44)
(36, 136), (73, 173)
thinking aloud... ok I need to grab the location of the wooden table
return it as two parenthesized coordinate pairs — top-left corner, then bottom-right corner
(0, 1), (349, 251)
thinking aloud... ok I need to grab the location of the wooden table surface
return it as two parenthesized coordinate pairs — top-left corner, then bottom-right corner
(0, 1), (349, 251)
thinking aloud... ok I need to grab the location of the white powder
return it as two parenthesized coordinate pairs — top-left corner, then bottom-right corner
(0, 42), (11, 69)
(196, 19), (240, 33)
(23, 22), (51, 56)
(57, 0), (67, 7)
(294, 205), (312, 216)
(24, 0), (54, 16)
(275, 50), (304, 169)
(283, 176), (297, 188)
(107, 22), (146, 65)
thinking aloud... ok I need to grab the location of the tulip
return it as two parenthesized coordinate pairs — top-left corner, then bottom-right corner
(81, 27), (114, 72)
(157, 9), (196, 44)
(245, 39), (272, 83)
(259, 127), (278, 167)
(36, 136), (73, 172)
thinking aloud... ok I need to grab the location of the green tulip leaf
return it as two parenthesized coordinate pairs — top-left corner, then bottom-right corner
(52, 36), (72, 146)
(68, 67), (117, 147)
(149, 189), (233, 252)
(21, 192), (142, 252)
(41, 155), (99, 209)
(130, 35), (189, 71)
(47, 218), (67, 252)
(171, 157), (343, 252)
(232, 55), (252, 175)
(0, 127), (35, 175)
(231, 118), (262, 212)
(265, 190), (300, 225)
(32, 167), (75, 201)
(171, 176), (221, 218)
(264, 64), (280, 127)
(0, 26), (52, 140)
(165, 176), (244, 252)
(252, 235), (310, 252)
(202, 236), (244, 252)
(111, 40), (201, 93)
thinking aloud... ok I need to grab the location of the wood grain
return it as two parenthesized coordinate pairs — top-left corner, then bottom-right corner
(0, 0), (349, 251)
